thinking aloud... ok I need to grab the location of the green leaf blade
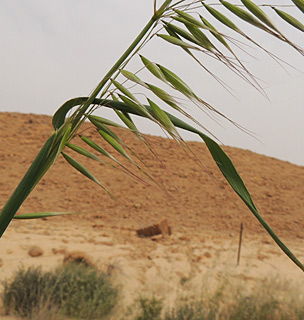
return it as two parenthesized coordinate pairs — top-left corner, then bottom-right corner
(13, 212), (82, 219)
(52, 97), (88, 130)
(0, 134), (57, 237)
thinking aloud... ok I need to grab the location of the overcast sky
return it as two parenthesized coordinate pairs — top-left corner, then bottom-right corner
(1, 1), (303, 166)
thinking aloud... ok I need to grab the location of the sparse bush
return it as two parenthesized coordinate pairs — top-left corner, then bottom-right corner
(3, 265), (304, 320)
(164, 296), (303, 320)
(164, 276), (304, 320)
(2, 266), (56, 318)
(52, 263), (118, 318)
(134, 297), (163, 320)
(2, 263), (118, 319)
(165, 301), (208, 320)
(228, 295), (280, 320)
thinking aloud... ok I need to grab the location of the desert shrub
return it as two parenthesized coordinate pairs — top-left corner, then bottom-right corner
(164, 301), (209, 320)
(2, 266), (56, 318)
(134, 297), (163, 320)
(52, 262), (118, 318)
(2, 263), (118, 319)
(228, 295), (280, 320)
(163, 275), (304, 320)
(164, 297), (303, 320)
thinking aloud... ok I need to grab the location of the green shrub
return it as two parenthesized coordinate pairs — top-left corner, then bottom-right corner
(163, 276), (304, 320)
(2, 263), (118, 319)
(165, 301), (209, 320)
(53, 263), (118, 318)
(134, 297), (163, 320)
(2, 266), (56, 318)
(228, 296), (279, 320)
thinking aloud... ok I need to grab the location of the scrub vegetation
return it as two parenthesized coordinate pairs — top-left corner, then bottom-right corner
(2, 264), (303, 319)
(2, 263), (118, 320)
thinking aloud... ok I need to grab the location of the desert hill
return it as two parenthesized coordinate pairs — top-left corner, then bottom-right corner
(0, 112), (303, 317)
(1, 112), (303, 238)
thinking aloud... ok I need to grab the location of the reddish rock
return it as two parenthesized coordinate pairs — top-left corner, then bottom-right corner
(136, 219), (172, 238)
(28, 246), (44, 257)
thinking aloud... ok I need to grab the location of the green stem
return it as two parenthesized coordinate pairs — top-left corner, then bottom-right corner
(67, 1), (173, 144)
(70, 0), (173, 125)
(87, 18), (156, 103)
(74, 6), (166, 118)
(155, 0), (173, 18)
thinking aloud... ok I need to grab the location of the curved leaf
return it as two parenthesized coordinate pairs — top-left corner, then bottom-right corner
(52, 97), (88, 130)
(50, 95), (304, 270)
(84, 97), (304, 271)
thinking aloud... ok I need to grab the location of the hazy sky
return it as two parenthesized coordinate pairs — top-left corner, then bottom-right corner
(1, 1), (303, 166)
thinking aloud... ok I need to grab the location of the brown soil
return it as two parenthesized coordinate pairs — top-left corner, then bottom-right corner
(0, 112), (303, 318)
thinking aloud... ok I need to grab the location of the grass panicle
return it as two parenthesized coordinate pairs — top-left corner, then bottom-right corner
(1, 0), (303, 271)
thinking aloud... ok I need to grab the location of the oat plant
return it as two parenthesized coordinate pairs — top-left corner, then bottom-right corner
(1, 0), (303, 271)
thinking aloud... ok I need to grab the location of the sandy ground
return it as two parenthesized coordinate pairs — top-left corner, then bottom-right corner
(0, 112), (304, 318)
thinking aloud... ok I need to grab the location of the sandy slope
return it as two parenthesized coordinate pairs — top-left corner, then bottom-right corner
(0, 112), (303, 317)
